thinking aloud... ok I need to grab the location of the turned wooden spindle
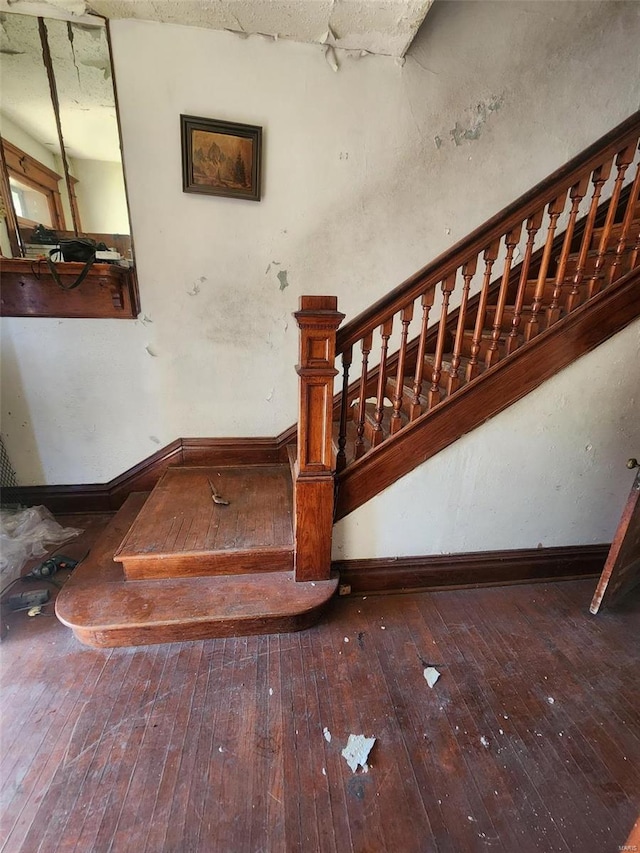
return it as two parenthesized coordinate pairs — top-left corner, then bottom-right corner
(485, 225), (522, 368)
(547, 176), (589, 326)
(505, 210), (543, 355)
(608, 159), (640, 285)
(569, 159), (613, 308)
(293, 295), (344, 582)
(409, 290), (436, 420)
(354, 332), (373, 459)
(583, 143), (637, 297)
(448, 256), (478, 394)
(524, 193), (567, 342)
(372, 318), (393, 446)
(428, 272), (456, 408)
(526, 196), (568, 334)
(466, 241), (500, 381)
(336, 345), (352, 473)
(390, 303), (414, 434)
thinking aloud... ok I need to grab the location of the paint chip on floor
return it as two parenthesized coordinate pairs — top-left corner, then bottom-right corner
(424, 667), (441, 688)
(480, 736), (490, 749)
(269, 688), (273, 696)
(341, 734), (376, 773)
(323, 727), (332, 743)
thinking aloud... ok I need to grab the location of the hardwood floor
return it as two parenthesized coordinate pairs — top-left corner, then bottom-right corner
(1, 569), (638, 852)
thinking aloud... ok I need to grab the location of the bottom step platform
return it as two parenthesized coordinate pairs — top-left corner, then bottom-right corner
(55, 493), (339, 648)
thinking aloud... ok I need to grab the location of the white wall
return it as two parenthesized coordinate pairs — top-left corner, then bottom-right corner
(73, 159), (130, 234)
(333, 319), (640, 558)
(1, 1), (639, 534)
(0, 112), (58, 172)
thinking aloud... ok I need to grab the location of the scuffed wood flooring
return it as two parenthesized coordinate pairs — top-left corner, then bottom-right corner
(1, 568), (639, 852)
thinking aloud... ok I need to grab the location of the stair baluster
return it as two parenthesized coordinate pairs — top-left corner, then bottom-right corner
(448, 256), (478, 394)
(587, 143), (637, 296)
(329, 112), (640, 504)
(505, 210), (543, 355)
(466, 242), (500, 380)
(428, 273), (456, 408)
(354, 333), (373, 458)
(525, 193), (567, 342)
(336, 345), (352, 473)
(547, 176), (589, 326)
(409, 291), (435, 419)
(390, 303), (414, 433)
(569, 159), (614, 309)
(372, 318), (393, 446)
(485, 225), (522, 368)
(608, 158), (640, 285)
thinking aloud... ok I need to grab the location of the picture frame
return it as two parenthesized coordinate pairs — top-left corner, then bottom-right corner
(180, 115), (262, 202)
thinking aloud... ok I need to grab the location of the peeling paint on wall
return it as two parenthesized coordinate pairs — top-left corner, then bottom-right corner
(448, 94), (505, 146)
(277, 270), (290, 291)
(187, 275), (207, 296)
(324, 44), (339, 72)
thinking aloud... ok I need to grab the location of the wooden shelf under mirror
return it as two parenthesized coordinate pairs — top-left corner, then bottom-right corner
(0, 258), (139, 319)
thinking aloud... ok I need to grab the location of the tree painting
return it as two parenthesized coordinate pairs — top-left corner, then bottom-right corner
(192, 130), (252, 190)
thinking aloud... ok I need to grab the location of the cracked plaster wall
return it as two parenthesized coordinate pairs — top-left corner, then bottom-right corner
(1, 0), (639, 558)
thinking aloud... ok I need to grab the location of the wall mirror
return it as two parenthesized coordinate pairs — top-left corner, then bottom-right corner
(0, 9), (139, 318)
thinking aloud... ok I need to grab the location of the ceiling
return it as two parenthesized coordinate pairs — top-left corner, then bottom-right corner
(1, 0), (435, 57)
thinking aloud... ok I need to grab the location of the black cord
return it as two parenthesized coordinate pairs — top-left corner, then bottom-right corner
(0, 577), (25, 599)
(0, 544), (89, 600)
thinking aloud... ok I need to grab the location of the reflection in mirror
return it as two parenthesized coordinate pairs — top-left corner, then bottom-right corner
(45, 18), (131, 247)
(0, 11), (70, 255)
(0, 11), (133, 265)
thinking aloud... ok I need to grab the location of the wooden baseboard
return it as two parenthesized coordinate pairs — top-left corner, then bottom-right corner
(333, 544), (609, 595)
(2, 434), (296, 514)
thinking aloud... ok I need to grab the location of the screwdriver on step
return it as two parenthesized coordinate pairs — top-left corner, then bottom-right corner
(208, 478), (230, 505)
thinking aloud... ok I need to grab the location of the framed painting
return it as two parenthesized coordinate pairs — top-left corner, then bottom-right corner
(180, 115), (262, 201)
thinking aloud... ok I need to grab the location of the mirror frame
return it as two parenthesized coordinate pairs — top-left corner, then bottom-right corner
(0, 12), (139, 320)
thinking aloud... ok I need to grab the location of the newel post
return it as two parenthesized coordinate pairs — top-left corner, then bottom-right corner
(293, 296), (345, 581)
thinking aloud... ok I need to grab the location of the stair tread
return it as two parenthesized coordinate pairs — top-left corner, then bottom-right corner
(56, 494), (338, 647)
(114, 464), (293, 579)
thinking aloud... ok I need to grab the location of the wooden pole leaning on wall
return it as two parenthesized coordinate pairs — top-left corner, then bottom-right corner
(294, 296), (345, 582)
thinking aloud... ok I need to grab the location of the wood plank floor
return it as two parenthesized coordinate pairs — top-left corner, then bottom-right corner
(1, 569), (638, 852)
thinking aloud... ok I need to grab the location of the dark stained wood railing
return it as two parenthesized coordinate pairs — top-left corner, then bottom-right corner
(326, 111), (640, 475)
(293, 113), (640, 562)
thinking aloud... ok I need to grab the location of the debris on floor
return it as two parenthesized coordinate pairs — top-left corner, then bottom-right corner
(424, 666), (441, 688)
(323, 727), (332, 743)
(480, 736), (490, 749)
(341, 734), (376, 773)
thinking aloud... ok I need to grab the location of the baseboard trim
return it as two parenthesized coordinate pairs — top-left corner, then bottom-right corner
(2, 433), (296, 514)
(333, 544), (609, 595)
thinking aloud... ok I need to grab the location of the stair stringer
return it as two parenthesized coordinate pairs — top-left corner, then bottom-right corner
(334, 266), (640, 520)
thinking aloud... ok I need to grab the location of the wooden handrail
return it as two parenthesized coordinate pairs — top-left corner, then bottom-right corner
(328, 110), (640, 482)
(336, 111), (640, 353)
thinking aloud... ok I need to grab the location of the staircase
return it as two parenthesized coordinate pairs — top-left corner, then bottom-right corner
(55, 112), (640, 647)
(56, 468), (339, 647)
